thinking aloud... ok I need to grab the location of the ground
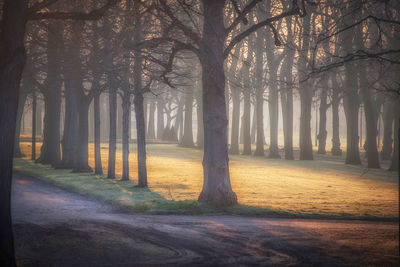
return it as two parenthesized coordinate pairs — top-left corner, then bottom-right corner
(12, 172), (399, 266)
(15, 142), (398, 219)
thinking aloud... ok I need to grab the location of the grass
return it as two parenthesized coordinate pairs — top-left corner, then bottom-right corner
(14, 141), (399, 220)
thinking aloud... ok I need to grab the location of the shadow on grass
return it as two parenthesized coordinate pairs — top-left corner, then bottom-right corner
(13, 158), (398, 221)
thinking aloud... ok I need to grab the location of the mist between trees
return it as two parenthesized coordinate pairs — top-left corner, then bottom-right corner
(1, 0), (400, 265)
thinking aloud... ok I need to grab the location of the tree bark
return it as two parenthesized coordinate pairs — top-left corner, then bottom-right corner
(198, 0), (237, 206)
(180, 87), (195, 147)
(280, 49), (294, 160)
(122, 93), (130, 180)
(331, 74), (342, 156)
(196, 92), (204, 148)
(147, 99), (156, 139)
(389, 110), (399, 171)
(74, 99), (92, 172)
(254, 31), (265, 156)
(317, 80), (329, 154)
(381, 99), (393, 160)
(343, 63), (361, 165)
(93, 93), (103, 174)
(13, 90), (27, 157)
(107, 43), (117, 179)
(59, 56), (79, 169)
(0, 1), (27, 265)
(133, 1), (148, 187)
(157, 97), (164, 140)
(32, 91), (37, 161)
(229, 87), (240, 154)
(37, 23), (63, 167)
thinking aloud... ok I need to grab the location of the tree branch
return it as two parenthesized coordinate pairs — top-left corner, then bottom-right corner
(28, 0), (119, 20)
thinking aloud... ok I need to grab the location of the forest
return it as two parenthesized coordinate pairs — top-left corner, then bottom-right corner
(0, 0), (399, 266)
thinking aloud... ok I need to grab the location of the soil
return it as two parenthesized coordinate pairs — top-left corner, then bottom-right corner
(12, 172), (399, 266)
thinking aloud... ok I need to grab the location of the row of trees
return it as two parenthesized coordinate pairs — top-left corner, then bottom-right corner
(1, 0), (399, 265)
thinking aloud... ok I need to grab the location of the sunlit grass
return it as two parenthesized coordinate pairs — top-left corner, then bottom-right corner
(15, 141), (398, 219)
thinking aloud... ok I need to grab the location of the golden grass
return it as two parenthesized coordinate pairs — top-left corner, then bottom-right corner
(18, 141), (398, 219)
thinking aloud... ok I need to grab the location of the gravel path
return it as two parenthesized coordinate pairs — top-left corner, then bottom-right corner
(12, 172), (399, 266)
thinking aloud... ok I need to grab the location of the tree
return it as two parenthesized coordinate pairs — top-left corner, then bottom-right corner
(150, 0), (305, 205)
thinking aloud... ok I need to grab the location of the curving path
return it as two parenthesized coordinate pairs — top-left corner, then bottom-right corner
(12, 172), (399, 266)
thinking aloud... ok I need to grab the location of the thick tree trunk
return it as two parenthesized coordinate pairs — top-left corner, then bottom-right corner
(93, 93), (103, 174)
(73, 100), (92, 172)
(13, 90), (27, 157)
(280, 48), (295, 160)
(0, 1), (27, 265)
(122, 93), (130, 180)
(360, 74), (380, 168)
(229, 87), (240, 154)
(147, 99), (156, 139)
(59, 68), (79, 169)
(37, 23), (63, 167)
(157, 97), (164, 140)
(133, 3), (148, 187)
(37, 87), (62, 166)
(180, 87), (195, 147)
(343, 73), (361, 165)
(299, 87), (314, 160)
(317, 82), (329, 154)
(380, 100), (393, 160)
(198, 0), (237, 206)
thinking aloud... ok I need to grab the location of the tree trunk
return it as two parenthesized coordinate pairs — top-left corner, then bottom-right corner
(122, 93), (130, 180)
(117, 94), (123, 140)
(133, 2), (148, 187)
(73, 99), (92, 172)
(331, 75), (342, 156)
(32, 91), (37, 161)
(360, 70), (380, 168)
(343, 65), (361, 165)
(106, 41), (117, 179)
(198, 0), (237, 206)
(37, 23), (63, 167)
(196, 93), (204, 148)
(389, 111), (399, 171)
(254, 31), (265, 156)
(299, 86), (314, 160)
(147, 99), (156, 139)
(381, 99), (393, 160)
(59, 65), (79, 169)
(181, 87), (195, 147)
(280, 64), (294, 159)
(13, 90), (27, 157)
(229, 87), (240, 154)
(94, 93), (103, 174)
(250, 104), (256, 144)
(108, 87), (117, 178)
(157, 97), (164, 140)
(267, 67), (280, 158)
(317, 81), (329, 154)
(0, 1), (27, 265)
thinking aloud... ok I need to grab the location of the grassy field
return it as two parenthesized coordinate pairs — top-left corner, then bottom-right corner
(14, 141), (398, 220)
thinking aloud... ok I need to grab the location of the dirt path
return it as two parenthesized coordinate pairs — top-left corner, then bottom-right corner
(12, 172), (398, 266)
